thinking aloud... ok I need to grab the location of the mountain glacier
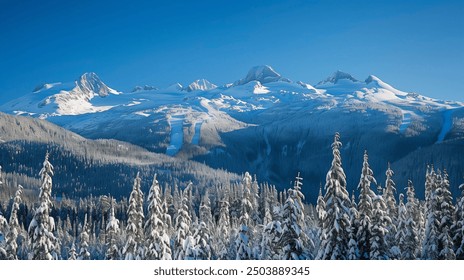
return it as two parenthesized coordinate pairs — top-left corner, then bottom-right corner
(1, 65), (464, 200)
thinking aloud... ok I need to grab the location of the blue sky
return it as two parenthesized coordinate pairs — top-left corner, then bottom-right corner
(0, 0), (462, 103)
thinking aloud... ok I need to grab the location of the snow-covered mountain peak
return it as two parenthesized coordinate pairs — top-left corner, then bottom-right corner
(186, 79), (217, 92)
(364, 75), (408, 97)
(76, 72), (120, 98)
(234, 65), (291, 86)
(317, 70), (359, 85)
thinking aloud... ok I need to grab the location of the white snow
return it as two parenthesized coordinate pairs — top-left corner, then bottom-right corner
(253, 82), (270, 94)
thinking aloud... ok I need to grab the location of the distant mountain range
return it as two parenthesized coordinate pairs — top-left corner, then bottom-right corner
(2, 65), (464, 201)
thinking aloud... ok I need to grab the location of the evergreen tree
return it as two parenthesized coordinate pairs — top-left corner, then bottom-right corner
(28, 153), (57, 260)
(404, 180), (420, 259)
(5, 185), (23, 260)
(235, 224), (252, 260)
(262, 185), (274, 226)
(193, 221), (212, 260)
(316, 185), (326, 229)
(68, 243), (78, 260)
(396, 194), (407, 259)
(0, 213), (6, 259)
(123, 173), (144, 260)
(260, 220), (282, 260)
(234, 172), (254, 260)
(422, 170), (440, 259)
(369, 195), (390, 259)
(347, 192), (359, 260)
(279, 173), (310, 260)
(216, 193), (231, 260)
(453, 183), (464, 259)
(356, 150), (377, 259)
(145, 174), (172, 260)
(383, 163), (398, 259)
(250, 175), (261, 226)
(317, 133), (351, 260)
(199, 190), (213, 228)
(174, 185), (195, 260)
(436, 170), (456, 259)
(105, 205), (120, 260)
(78, 214), (91, 260)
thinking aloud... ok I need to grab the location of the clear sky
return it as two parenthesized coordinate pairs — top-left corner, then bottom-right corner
(0, 0), (463, 103)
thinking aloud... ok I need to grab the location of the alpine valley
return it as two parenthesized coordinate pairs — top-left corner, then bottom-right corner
(1, 65), (464, 200)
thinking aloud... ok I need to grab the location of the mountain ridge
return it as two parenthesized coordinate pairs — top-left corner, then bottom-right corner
(1, 65), (463, 200)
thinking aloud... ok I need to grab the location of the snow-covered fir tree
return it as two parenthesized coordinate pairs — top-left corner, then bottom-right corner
(193, 221), (212, 260)
(383, 163), (398, 259)
(68, 243), (78, 260)
(422, 169), (440, 259)
(316, 185), (326, 229)
(279, 173), (311, 259)
(369, 194), (390, 260)
(145, 174), (172, 260)
(356, 150), (377, 259)
(260, 219), (282, 260)
(436, 170), (455, 259)
(0, 212), (6, 259)
(123, 173), (145, 260)
(396, 194), (408, 259)
(384, 163), (397, 218)
(28, 153), (57, 260)
(347, 192), (359, 260)
(261, 184), (274, 226)
(315, 185), (326, 255)
(174, 184), (195, 260)
(235, 223), (252, 260)
(215, 193), (231, 260)
(199, 190), (213, 228)
(5, 185), (23, 260)
(78, 214), (91, 260)
(404, 180), (420, 259)
(250, 175), (261, 226)
(453, 182), (464, 259)
(105, 205), (120, 260)
(317, 133), (351, 260)
(234, 172), (254, 260)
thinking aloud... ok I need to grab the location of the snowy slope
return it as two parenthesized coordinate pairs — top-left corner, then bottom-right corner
(0, 112), (240, 199)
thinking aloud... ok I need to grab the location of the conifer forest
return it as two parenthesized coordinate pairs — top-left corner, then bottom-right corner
(0, 133), (463, 260)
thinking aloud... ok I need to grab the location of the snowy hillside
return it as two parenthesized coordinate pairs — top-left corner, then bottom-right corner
(0, 112), (240, 198)
(1, 66), (464, 198)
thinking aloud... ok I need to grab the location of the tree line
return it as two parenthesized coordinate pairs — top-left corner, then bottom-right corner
(0, 133), (463, 260)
